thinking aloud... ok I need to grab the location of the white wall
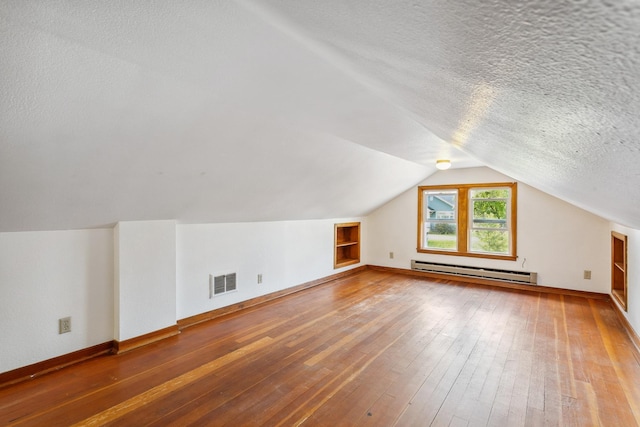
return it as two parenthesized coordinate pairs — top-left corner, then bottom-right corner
(114, 220), (177, 341)
(367, 167), (610, 292)
(0, 217), (365, 374)
(0, 229), (113, 373)
(610, 223), (640, 338)
(177, 218), (365, 320)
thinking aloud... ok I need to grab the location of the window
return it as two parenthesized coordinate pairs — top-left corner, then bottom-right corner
(418, 182), (517, 260)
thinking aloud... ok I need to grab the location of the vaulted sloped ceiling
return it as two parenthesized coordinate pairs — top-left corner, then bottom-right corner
(245, 0), (640, 227)
(1, 1), (639, 232)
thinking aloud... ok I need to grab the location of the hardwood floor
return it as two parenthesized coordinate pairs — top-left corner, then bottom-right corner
(1, 269), (639, 426)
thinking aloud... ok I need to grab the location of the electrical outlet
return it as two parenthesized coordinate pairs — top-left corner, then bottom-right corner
(389, 252), (394, 259)
(59, 317), (71, 334)
(584, 270), (592, 280)
(257, 274), (263, 284)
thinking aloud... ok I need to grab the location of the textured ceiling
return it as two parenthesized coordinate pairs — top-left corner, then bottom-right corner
(245, 0), (640, 227)
(1, 0), (639, 231)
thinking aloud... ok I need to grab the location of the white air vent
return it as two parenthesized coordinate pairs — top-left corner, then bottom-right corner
(210, 273), (238, 298)
(411, 260), (537, 284)
(225, 273), (236, 292)
(214, 275), (225, 295)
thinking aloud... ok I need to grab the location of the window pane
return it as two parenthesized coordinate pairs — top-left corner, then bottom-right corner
(470, 187), (510, 254)
(472, 200), (507, 229)
(426, 223), (457, 250)
(422, 190), (457, 251)
(470, 230), (509, 254)
(424, 191), (457, 221)
(470, 189), (509, 199)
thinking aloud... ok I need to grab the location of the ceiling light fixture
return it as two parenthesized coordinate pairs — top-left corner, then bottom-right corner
(436, 159), (451, 170)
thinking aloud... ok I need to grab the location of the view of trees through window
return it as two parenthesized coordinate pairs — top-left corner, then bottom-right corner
(470, 189), (509, 254)
(419, 183), (516, 259)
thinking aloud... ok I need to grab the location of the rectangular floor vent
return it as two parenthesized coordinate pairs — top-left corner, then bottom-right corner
(411, 260), (537, 285)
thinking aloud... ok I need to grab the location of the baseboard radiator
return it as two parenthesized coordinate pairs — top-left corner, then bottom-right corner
(411, 260), (537, 285)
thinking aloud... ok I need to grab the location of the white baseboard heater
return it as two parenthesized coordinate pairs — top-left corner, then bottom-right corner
(411, 260), (537, 285)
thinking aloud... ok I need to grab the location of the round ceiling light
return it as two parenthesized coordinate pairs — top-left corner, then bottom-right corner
(436, 159), (451, 170)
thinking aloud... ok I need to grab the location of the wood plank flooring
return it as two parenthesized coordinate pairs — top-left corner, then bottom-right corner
(1, 269), (640, 426)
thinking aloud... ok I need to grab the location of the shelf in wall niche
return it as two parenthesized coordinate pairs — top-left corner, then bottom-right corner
(334, 222), (360, 269)
(611, 231), (627, 311)
(336, 241), (358, 247)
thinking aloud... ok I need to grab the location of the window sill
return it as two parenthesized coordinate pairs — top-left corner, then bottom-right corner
(417, 248), (517, 262)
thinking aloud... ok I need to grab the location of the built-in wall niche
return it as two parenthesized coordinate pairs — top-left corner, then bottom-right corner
(611, 231), (627, 311)
(334, 222), (360, 269)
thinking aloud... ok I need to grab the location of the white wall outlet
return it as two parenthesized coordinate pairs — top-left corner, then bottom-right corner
(584, 270), (592, 280)
(59, 317), (71, 334)
(389, 252), (394, 259)
(257, 274), (263, 284)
